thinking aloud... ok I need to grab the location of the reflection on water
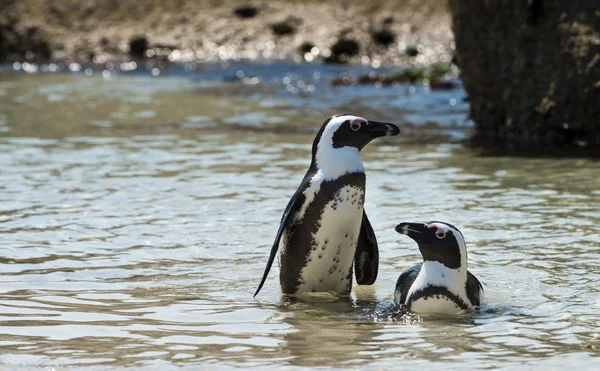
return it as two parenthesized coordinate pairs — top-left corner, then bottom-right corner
(0, 69), (599, 369)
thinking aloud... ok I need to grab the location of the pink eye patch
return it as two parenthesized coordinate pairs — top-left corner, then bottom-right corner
(427, 223), (447, 238)
(350, 118), (367, 131)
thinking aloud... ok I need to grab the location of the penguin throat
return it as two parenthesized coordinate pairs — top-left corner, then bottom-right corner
(315, 146), (364, 181)
(410, 261), (467, 300)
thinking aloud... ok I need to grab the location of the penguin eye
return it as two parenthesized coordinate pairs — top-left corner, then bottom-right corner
(350, 122), (362, 131)
(435, 231), (446, 239)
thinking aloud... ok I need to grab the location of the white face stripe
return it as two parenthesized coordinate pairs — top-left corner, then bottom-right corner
(315, 115), (366, 180)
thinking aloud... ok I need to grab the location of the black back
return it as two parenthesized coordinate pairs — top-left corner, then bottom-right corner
(253, 166), (315, 297)
(395, 264), (421, 304)
(253, 117), (329, 297)
(466, 271), (484, 306)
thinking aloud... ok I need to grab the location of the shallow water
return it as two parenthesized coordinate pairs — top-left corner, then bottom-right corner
(0, 66), (599, 370)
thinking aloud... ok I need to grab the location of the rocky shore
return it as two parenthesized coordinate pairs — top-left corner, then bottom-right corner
(1, 0), (453, 67)
(450, 0), (600, 150)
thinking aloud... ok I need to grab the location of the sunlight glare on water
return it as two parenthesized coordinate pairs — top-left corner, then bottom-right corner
(0, 70), (599, 369)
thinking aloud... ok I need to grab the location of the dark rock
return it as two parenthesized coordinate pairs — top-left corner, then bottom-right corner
(383, 16), (394, 25)
(405, 46), (419, 57)
(25, 27), (51, 60)
(332, 76), (355, 86)
(0, 22), (52, 61)
(429, 79), (460, 90)
(270, 21), (296, 36)
(234, 6), (259, 18)
(449, 0), (600, 149)
(129, 35), (148, 58)
(371, 29), (395, 46)
(450, 55), (459, 67)
(335, 64), (455, 87)
(299, 41), (315, 54)
(326, 38), (360, 63)
(331, 39), (360, 56)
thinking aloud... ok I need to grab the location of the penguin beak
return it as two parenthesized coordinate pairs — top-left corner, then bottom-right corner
(395, 222), (427, 242)
(367, 121), (400, 139)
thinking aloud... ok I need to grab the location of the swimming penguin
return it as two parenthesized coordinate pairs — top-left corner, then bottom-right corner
(394, 221), (484, 313)
(254, 114), (400, 297)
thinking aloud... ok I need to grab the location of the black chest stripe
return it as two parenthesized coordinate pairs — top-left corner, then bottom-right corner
(279, 172), (366, 293)
(407, 285), (470, 311)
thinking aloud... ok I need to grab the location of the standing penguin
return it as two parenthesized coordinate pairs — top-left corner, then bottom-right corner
(254, 114), (400, 296)
(394, 221), (484, 313)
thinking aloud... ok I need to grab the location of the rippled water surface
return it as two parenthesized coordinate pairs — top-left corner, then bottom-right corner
(0, 67), (599, 370)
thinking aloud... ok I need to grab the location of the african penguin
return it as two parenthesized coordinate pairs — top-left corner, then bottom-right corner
(254, 114), (400, 296)
(394, 221), (484, 313)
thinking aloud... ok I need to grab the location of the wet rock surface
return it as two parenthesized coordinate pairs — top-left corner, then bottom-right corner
(326, 39), (361, 64)
(0, 0), (453, 66)
(450, 0), (600, 149)
(0, 1), (53, 62)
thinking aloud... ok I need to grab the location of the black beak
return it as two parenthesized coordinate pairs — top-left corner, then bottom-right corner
(395, 222), (427, 241)
(368, 121), (400, 139)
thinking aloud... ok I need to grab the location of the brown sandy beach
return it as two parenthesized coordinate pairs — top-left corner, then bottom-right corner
(1, 0), (452, 66)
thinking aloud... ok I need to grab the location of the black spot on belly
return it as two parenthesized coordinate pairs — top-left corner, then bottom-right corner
(277, 172), (366, 293)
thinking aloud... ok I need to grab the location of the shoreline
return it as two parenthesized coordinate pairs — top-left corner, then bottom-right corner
(1, 0), (453, 67)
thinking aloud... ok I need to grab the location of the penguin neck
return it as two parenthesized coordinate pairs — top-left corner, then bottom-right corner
(417, 259), (467, 291)
(313, 145), (364, 181)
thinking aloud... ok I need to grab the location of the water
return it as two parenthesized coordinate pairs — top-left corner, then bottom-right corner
(0, 65), (599, 370)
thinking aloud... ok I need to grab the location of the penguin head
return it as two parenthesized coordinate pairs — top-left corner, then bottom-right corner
(315, 114), (399, 151)
(312, 114), (399, 179)
(395, 221), (466, 269)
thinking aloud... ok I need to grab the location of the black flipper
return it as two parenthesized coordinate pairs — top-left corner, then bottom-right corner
(394, 264), (421, 304)
(466, 271), (484, 306)
(253, 177), (309, 297)
(354, 211), (379, 285)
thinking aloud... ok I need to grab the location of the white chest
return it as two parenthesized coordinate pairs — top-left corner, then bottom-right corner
(410, 295), (464, 314)
(406, 262), (471, 314)
(296, 185), (365, 293)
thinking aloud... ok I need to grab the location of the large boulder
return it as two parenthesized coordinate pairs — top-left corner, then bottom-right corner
(449, 0), (600, 150)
